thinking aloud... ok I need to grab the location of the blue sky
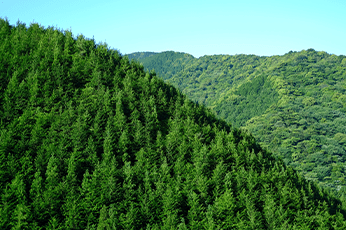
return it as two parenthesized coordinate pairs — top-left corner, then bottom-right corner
(2, 0), (346, 58)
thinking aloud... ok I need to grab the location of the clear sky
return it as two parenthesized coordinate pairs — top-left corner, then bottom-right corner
(1, 0), (346, 58)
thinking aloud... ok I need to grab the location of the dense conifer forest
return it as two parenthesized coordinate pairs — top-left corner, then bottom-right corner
(128, 50), (346, 198)
(2, 18), (346, 229)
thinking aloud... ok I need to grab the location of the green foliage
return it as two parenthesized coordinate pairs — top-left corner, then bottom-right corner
(127, 51), (195, 81)
(1, 18), (346, 229)
(126, 51), (157, 61)
(130, 49), (346, 198)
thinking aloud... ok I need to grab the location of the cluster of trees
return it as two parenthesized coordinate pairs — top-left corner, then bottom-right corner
(2, 18), (346, 229)
(128, 50), (346, 197)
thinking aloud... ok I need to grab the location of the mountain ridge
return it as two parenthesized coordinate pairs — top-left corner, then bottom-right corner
(128, 50), (346, 196)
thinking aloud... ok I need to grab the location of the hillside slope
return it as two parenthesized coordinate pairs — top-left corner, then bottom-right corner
(129, 50), (346, 196)
(1, 19), (346, 229)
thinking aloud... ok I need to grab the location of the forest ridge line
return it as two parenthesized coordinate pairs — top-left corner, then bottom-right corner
(128, 50), (346, 198)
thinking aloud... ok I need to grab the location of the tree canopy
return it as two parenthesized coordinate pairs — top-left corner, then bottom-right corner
(129, 49), (346, 198)
(1, 18), (346, 229)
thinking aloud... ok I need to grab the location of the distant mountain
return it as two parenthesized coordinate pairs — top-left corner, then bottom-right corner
(129, 50), (346, 197)
(2, 18), (346, 229)
(126, 51), (158, 60)
(127, 51), (195, 79)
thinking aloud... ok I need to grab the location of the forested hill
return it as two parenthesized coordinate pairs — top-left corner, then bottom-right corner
(2, 18), (346, 229)
(128, 51), (195, 80)
(128, 50), (346, 197)
(127, 51), (158, 60)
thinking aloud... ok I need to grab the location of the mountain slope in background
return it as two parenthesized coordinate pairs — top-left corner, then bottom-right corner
(2, 18), (346, 229)
(128, 50), (346, 197)
(127, 51), (158, 60)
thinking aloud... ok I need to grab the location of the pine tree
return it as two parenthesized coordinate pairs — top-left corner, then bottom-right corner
(96, 205), (110, 230)
(44, 154), (63, 220)
(11, 203), (30, 230)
